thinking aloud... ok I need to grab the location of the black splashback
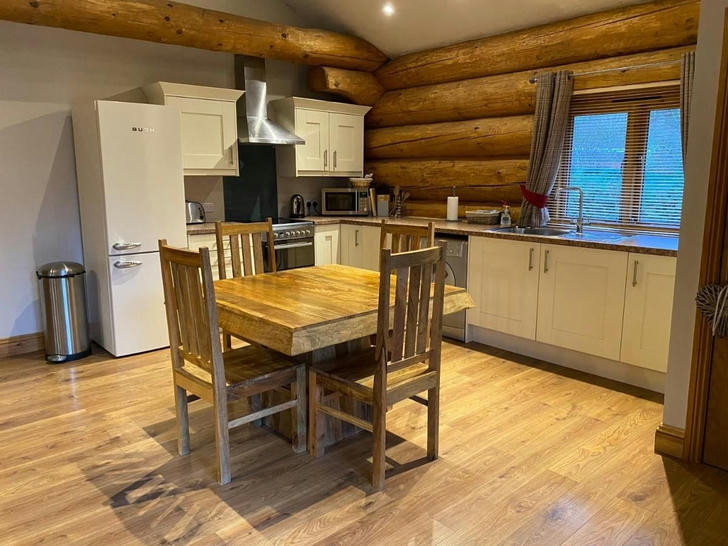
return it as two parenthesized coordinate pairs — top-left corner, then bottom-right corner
(223, 144), (278, 222)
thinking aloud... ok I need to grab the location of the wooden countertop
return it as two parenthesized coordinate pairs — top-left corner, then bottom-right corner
(304, 216), (678, 257)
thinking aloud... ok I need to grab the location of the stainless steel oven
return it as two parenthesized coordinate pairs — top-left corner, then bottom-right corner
(321, 188), (371, 216)
(263, 221), (315, 271)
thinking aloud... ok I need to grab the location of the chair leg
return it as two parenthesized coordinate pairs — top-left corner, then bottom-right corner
(293, 365), (307, 453)
(174, 385), (190, 456)
(223, 332), (233, 351)
(213, 397), (232, 485)
(372, 399), (386, 491)
(308, 369), (323, 457)
(427, 385), (440, 461)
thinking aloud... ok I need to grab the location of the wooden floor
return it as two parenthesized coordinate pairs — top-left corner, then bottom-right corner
(2, 342), (728, 545)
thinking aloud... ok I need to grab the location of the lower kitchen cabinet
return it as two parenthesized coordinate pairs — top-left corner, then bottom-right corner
(340, 224), (380, 271)
(536, 244), (628, 361)
(187, 233), (231, 280)
(314, 224), (340, 266)
(620, 253), (677, 371)
(468, 237), (540, 339)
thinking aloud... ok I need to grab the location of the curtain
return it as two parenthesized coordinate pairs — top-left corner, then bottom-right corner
(681, 51), (696, 163)
(518, 70), (574, 227)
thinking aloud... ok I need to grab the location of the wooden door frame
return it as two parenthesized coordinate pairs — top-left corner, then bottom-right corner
(684, 10), (728, 462)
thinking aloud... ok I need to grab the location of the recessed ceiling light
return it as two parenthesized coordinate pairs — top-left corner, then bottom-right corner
(382, 3), (395, 16)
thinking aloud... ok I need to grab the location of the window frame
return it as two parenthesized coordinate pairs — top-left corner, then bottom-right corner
(551, 85), (683, 233)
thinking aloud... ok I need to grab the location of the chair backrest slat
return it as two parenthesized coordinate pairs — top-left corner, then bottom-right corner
(375, 243), (446, 394)
(159, 240), (223, 380)
(215, 219), (276, 279)
(380, 221), (435, 254)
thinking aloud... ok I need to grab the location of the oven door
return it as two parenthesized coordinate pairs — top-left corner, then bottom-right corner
(264, 238), (315, 271)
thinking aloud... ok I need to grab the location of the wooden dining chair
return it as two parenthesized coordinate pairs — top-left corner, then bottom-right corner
(308, 242), (447, 490)
(380, 220), (435, 253)
(158, 239), (306, 485)
(215, 219), (276, 350)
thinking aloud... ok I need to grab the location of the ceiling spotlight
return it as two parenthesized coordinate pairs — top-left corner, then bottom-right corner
(382, 3), (395, 16)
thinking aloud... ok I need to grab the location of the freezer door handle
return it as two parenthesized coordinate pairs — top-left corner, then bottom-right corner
(113, 242), (142, 251)
(113, 260), (143, 269)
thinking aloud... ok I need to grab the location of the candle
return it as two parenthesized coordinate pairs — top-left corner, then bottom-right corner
(447, 196), (459, 221)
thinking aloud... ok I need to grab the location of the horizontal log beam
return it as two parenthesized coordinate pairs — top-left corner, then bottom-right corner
(405, 201), (522, 221)
(365, 116), (533, 159)
(308, 67), (385, 105)
(376, 0), (698, 89)
(368, 46), (691, 128)
(0, 0), (387, 71)
(367, 158), (528, 187)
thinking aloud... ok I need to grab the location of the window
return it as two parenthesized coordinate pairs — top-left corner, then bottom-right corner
(548, 86), (684, 231)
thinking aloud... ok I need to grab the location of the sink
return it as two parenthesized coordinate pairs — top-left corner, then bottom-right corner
(494, 226), (572, 237)
(495, 226), (634, 241)
(561, 230), (633, 242)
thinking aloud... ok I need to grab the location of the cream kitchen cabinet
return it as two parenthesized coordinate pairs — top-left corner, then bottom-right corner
(620, 253), (677, 372)
(271, 98), (370, 177)
(144, 82), (244, 176)
(340, 224), (381, 271)
(468, 237), (541, 339)
(536, 244), (628, 361)
(314, 224), (340, 266)
(187, 233), (231, 281)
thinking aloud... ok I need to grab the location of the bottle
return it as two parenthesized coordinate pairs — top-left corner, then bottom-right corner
(500, 201), (512, 227)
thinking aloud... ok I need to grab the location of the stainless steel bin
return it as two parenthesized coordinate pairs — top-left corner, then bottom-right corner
(36, 262), (90, 363)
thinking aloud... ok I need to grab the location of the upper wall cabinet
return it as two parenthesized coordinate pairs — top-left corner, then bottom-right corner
(270, 98), (371, 178)
(143, 82), (244, 176)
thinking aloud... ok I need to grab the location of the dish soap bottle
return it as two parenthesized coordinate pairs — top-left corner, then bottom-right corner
(500, 201), (512, 227)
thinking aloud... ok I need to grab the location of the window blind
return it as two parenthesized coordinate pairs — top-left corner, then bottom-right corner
(548, 85), (684, 231)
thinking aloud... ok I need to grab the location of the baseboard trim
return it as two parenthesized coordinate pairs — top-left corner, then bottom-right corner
(0, 332), (44, 358)
(654, 424), (685, 459)
(467, 325), (665, 393)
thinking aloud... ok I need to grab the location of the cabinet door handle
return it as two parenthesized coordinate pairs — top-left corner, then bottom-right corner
(323, 150), (328, 168)
(544, 250), (550, 273)
(528, 248), (535, 271)
(355, 229), (359, 247)
(333, 150), (337, 169)
(632, 260), (639, 287)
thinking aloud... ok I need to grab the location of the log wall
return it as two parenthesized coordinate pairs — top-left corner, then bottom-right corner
(359, 0), (699, 219)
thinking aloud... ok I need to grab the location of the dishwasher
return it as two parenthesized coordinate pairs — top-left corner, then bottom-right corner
(436, 234), (468, 341)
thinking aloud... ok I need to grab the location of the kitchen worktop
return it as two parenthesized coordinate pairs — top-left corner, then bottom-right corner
(304, 216), (679, 257)
(186, 222), (218, 235)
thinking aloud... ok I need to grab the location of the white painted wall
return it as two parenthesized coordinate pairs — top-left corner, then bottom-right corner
(0, 0), (319, 339)
(662, 0), (726, 429)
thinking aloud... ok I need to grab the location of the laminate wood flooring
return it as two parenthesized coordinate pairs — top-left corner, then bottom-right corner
(1, 342), (727, 545)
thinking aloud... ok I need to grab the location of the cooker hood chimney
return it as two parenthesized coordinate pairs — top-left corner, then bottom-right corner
(234, 55), (304, 145)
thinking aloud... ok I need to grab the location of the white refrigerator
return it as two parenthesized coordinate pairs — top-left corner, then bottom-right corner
(72, 100), (186, 357)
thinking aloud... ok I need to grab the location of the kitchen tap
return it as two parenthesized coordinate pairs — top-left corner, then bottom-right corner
(555, 186), (584, 233)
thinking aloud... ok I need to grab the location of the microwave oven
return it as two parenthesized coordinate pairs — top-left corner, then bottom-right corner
(321, 188), (370, 216)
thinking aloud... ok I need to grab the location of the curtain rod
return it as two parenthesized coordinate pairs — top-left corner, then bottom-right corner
(528, 58), (682, 84)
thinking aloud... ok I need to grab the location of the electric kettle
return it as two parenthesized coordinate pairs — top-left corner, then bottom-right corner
(290, 194), (305, 218)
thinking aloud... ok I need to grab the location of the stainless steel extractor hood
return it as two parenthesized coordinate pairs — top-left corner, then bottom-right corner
(234, 55), (304, 145)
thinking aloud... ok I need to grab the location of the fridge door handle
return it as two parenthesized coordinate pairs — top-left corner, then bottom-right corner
(113, 242), (142, 251)
(114, 260), (143, 269)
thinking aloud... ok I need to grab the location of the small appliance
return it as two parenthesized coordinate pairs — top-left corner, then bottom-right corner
(185, 200), (206, 224)
(321, 188), (370, 216)
(290, 194), (305, 218)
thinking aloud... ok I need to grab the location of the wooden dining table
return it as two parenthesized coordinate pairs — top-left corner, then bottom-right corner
(214, 264), (473, 446)
(214, 264), (473, 361)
